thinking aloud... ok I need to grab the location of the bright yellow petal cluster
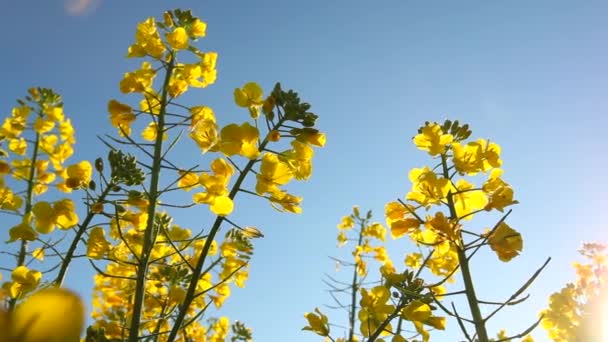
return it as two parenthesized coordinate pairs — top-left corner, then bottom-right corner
(385, 201), (420, 238)
(452, 139), (502, 174)
(64, 160), (92, 189)
(7, 266), (41, 298)
(166, 27), (189, 50)
(486, 222), (523, 262)
(218, 122), (260, 159)
(9, 288), (85, 342)
(127, 17), (166, 58)
(358, 286), (395, 337)
(32, 199), (79, 233)
(482, 168), (518, 211)
(406, 167), (450, 208)
(234, 82), (264, 118)
(119, 61), (156, 94)
(413, 123), (453, 156)
(193, 158), (234, 216)
(302, 308), (330, 336)
(255, 153), (293, 195)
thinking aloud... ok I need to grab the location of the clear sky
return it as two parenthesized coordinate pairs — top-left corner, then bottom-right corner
(1, 0), (607, 341)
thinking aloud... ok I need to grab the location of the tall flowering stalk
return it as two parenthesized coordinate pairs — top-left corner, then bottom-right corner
(305, 120), (547, 342)
(86, 8), (325, 342)
(0, 8), (325, 342)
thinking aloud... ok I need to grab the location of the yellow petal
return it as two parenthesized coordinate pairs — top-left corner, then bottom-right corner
(211, 196), (233, 216)
(12, 288), (85, 342)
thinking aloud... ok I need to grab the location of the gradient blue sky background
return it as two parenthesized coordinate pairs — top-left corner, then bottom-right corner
(1, 1), (607, 341)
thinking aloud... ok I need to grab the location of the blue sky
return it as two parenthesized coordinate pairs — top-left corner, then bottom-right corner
(1, 0), (607, 341)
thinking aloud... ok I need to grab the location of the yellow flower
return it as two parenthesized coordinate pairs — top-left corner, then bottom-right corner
(255, 153), (293, 195)
(282, 140), (314, 180)
(9, 266), (41, 298)
(11, 288), (85, 342)
(32, 199), (79, 233)
(234, 82), (264, 118)
(297, 129), (326, 147)
(141, 122), (167, 141)
(193, 158), (234, 216)
(65, 160), (92, 189)
(413, 123), (453, 156)
(302, 308), (330, 336)
(58, 119), (76, 144)
(119, 61), (156, 94)
(269, 190), (302, 213)
(406, 167), (450, 208)
(385, 201), (421, 238)
(452, 139), (502, 174)
(177, 170), (200, 190)
(426, 212), (459, 240)
(168, 77), (188, 97)
(451, 178), (487, 220)
(8, 222), (37, 242)
(8, 138), (27, 155)
(190, 18), (207, 37)
(358, 286), (395, 337)
(87, 227), (110, 260)
(482, 169), (518, 212)
(108, 99), (136, 136)
(402, 300), (432, 322)
(218, 122), (260, 159)
(210, 195), (234, 216)
(337, 215), (354, 229)
(166, 27), (189, 50)
(452, 141), (484, 174)
(405, 252), (423, 268)
(32, 201), (56, 234)
(128, 17), (166, 58)
(53, 199), (79, 229)
(487, 222), (522, 262)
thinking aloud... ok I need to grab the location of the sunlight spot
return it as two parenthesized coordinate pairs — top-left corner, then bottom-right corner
(64, 0), (101, 16)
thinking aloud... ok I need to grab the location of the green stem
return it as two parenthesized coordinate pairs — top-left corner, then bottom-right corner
(348, 222), (365, 341)
(166, 115), (288, 342)
(54, 185), (112, 286)
(440, 154), (489, 342)
(8, 131), (40, 311)
(128, 56), (175, 342)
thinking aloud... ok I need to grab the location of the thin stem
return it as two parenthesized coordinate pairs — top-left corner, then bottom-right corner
(348, 224), (365, 341)
(8, 131), (41, 311)
(128, 56), (175, 342)
(441, 153), (489, 342)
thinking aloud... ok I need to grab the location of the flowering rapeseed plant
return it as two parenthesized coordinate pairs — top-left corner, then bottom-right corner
(1, 7), (325, 342)
(304, 120), (544, 342)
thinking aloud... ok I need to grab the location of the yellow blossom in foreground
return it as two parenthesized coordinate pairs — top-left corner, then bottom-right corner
(10, 288), (85, 342)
